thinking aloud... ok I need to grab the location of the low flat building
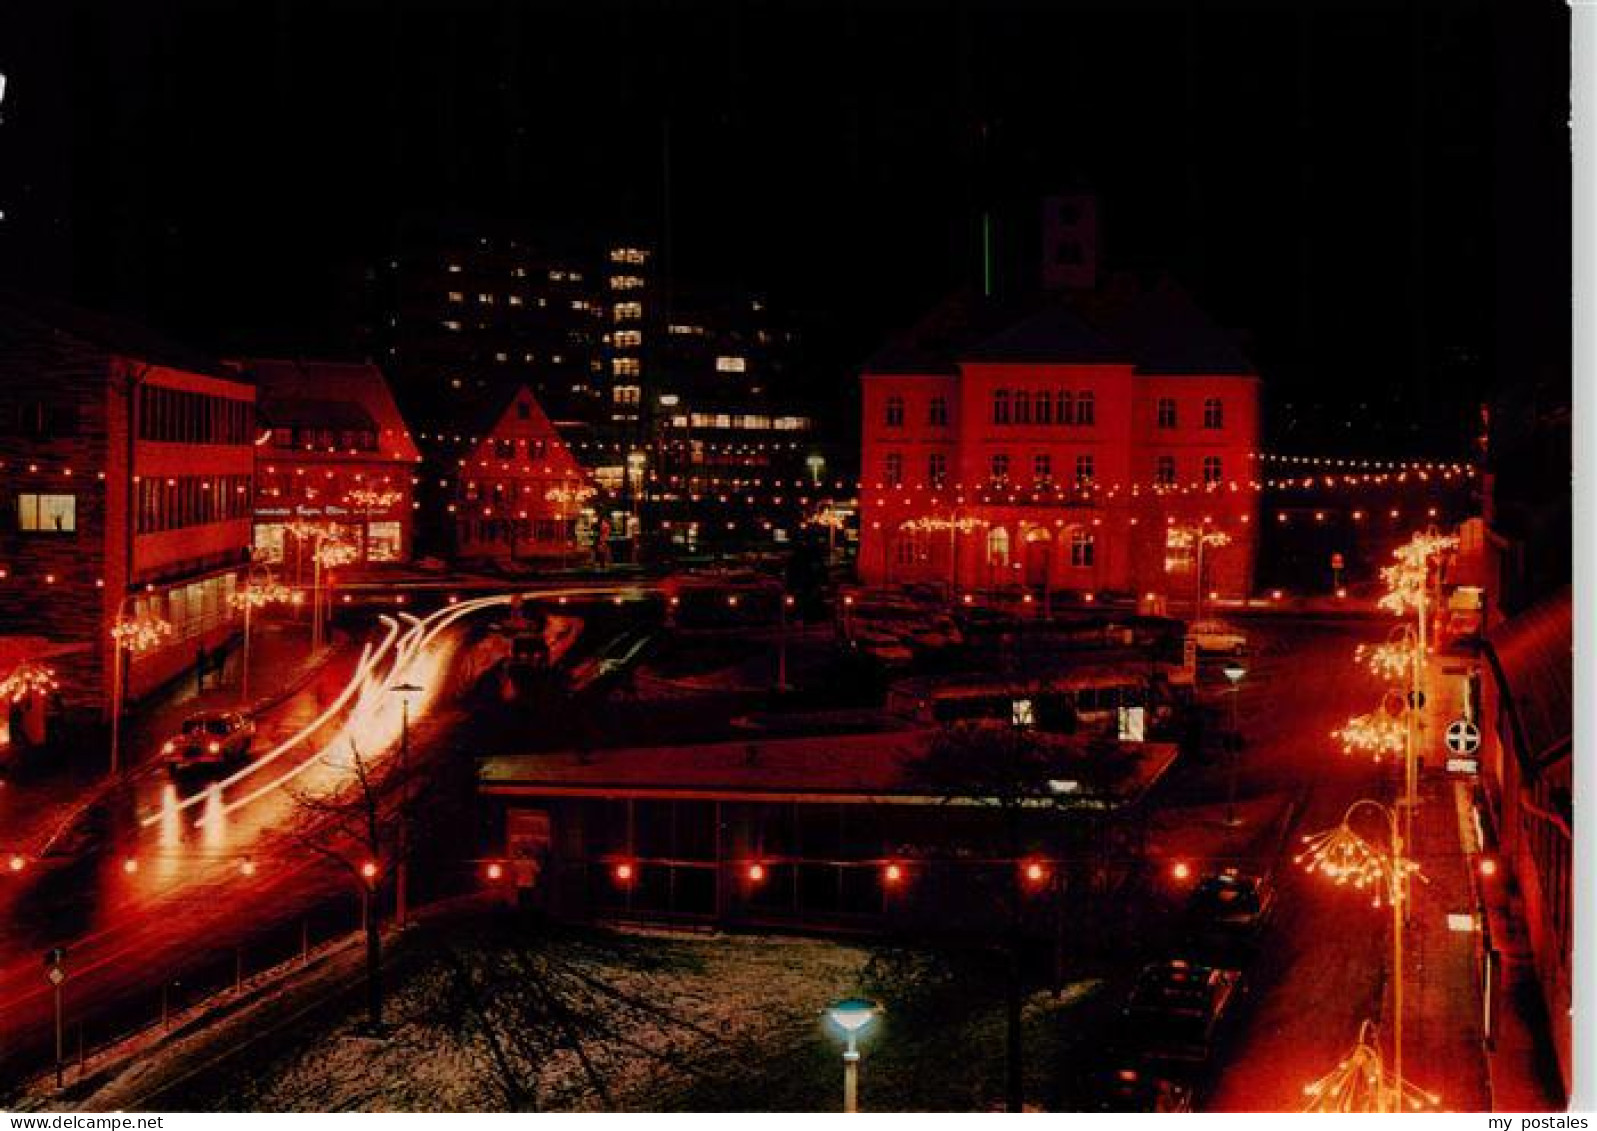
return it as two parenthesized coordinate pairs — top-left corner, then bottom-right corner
(479, 728), (1176, 935)
(0, 295), (257, 721)
(241, 358), (421, 570)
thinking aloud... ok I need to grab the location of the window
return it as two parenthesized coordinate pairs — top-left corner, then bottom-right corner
(990, 453), (1011, 484)
(1070, 530), (1096, 568)
(1057, 391), (1073, 425)
(987, 527), (1010, 566)
(495, 440), (515, 459)
(136, 386), (252, 445)
(1075, 454), (1095, 485)
(365, 521), (402, 562)
(1076, 391), (1096, 426)
(507, 294), (524, 307)
(614, 302), (643, 322)
(1157, 397), (1178, 429)
(17, 493), (76, 533)
(613, 330), (643, 348)
(928, 453), (947, 488)
(715, 356), (747, 373)
(884, 453), (903, 486)
(1203, 397), (1224, 429)
(928, 397), (948, 427)
(1156, 455), (1177, 485)
(992, 389), (1010, 425)
(612, 357), (641, 377)
(613, 386), (642, 406)
(447, 291), (464, 303)
(1014, 390), (1030, 424)
(610, 275), (645, 290)
(1034, 392), (1051, 425)
(1033, 453), (1052, 485)
(477, 292), (495, 305)
(1203, 456), (1223, 485)
(885, 396), (905, 427)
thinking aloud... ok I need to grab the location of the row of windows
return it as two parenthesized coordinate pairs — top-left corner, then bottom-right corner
(880, 453), (1225, 487)
(0, 402), (79, 439)
(269, 426), (378, 452)
(881, 392), (1228, 431)
(138, 386), (253, 446)
(135, 475), (253, 535)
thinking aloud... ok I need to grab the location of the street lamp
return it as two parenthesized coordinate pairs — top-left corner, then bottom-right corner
(108, 600), (173, 776)
(806, 453), (825, 487)
(824, 997), (882, 1113)
(1222, 661), (1246, 826)
(1295, 799), (1428, 1112)
(228, 564), (291, 705)
(390, 681), (423, 927)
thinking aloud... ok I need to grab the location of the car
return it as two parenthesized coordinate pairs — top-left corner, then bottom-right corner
(163, 710), (256, 775)
(1120, 959), (1244, 1066)
(1080, 1066), (1195, 1113)
(1186, 620), (1248, 655)
(1185, 869), (1277, 943)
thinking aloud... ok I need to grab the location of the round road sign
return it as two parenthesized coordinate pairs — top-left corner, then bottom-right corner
(1445, 718), (1482, 756)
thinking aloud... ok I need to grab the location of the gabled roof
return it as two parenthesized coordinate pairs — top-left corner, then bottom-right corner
(464, 384), (587, 479)
(1487, 586), (1572, 770)
(238, 358), (420, 463)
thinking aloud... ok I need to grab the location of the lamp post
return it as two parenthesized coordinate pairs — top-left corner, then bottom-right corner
(1221, 660), (1246, 826)
(390, 681), (423, 927)
(108, 599), (173, 777)
(228, 565), (290, 706)
(824, 997), (881, 1113)
(1296, 799), (1425, 1112)
(806, 453), (825, 488)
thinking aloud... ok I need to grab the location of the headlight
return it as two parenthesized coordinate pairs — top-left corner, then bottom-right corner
(208, 741), (221, 754)
(162, 740), (175, 754)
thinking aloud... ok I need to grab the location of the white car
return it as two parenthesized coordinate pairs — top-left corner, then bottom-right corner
(1186, 620), (1248, 656)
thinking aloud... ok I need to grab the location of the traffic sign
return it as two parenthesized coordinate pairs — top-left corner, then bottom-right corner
(1444, 718), (1482, 756)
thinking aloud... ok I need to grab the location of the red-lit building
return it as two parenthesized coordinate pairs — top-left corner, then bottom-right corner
(452, 385), (593, 561)
(241, 359), (421, 570)
(0, 297), (257, 722)
(859, 273), (1261, 602)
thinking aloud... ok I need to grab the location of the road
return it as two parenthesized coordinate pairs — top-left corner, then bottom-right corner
(0, 585), (656, 1089)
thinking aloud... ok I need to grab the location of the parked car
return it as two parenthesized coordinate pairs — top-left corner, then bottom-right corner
(163, 710), (256, 775)
(1080, 1066), (1195, 1113)
(1186, 620), (1248, 655)
(1185, 869), (1276, 943)
(1120, 959), (1244, 1066)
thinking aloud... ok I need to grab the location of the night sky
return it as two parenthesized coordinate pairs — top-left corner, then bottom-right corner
(0, 0), (1570, 454)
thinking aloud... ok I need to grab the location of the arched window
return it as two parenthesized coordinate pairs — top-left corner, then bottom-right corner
(987, 527), (1011, 566)
(993, 389), (1011, 425)
(1076, 391), (1096, 426)
(1070, 530), (1096, 568)
(1203, 397), (1224, 429)
(885, 396), (904, 427)
(1014, 389), (1030, 424)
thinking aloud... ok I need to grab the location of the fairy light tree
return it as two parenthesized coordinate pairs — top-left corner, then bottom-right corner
(1295, 800), (1432, 1112)
(1301, 1021), (1442, 1113)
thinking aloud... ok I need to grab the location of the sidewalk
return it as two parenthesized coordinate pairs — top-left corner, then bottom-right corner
(1388, 657), (1562, 1112)
(0, 620), (346, 862)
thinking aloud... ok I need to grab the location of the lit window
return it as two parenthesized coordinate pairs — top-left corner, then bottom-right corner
(613, 386), (642, 406)
(1156, 455), (1176, 485)
(17, 493), (76, 533)
(715, 356), (747, 373)
(614, 330), (643, 348)
(885, 396), (904, 427)
(1157, 397), (1178, 429)
(612, 357), (641, 377)
(447, 291), (464, 303)
(442, 320), (462, 331)
(610, 247), (648, 265)
(446, 263), (462, 273)
(884, 453), (903, 486)
(772, 416), (808, 431)
(615, 302), (643, 322)
(609, 275), (645, 290)
(507, 295), (524, 307)
(1203, 456), (1223, 484)
(1203, 398), (1224, 429)
(477, 293), (495, 305)
(494, 351), (509, 362)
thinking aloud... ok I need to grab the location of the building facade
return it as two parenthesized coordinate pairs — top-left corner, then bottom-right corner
(452, 385), (593, 562)
(242, 358), (421, 571)
(859, 276), (1261, 602)
(0, 298), (256, 720)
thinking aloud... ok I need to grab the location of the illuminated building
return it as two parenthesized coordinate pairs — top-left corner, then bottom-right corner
(238, 358), (421, 569)
(859, 265), (1261, 599)
(452, 385), (592, 562)
(0, 296), (257, 719)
